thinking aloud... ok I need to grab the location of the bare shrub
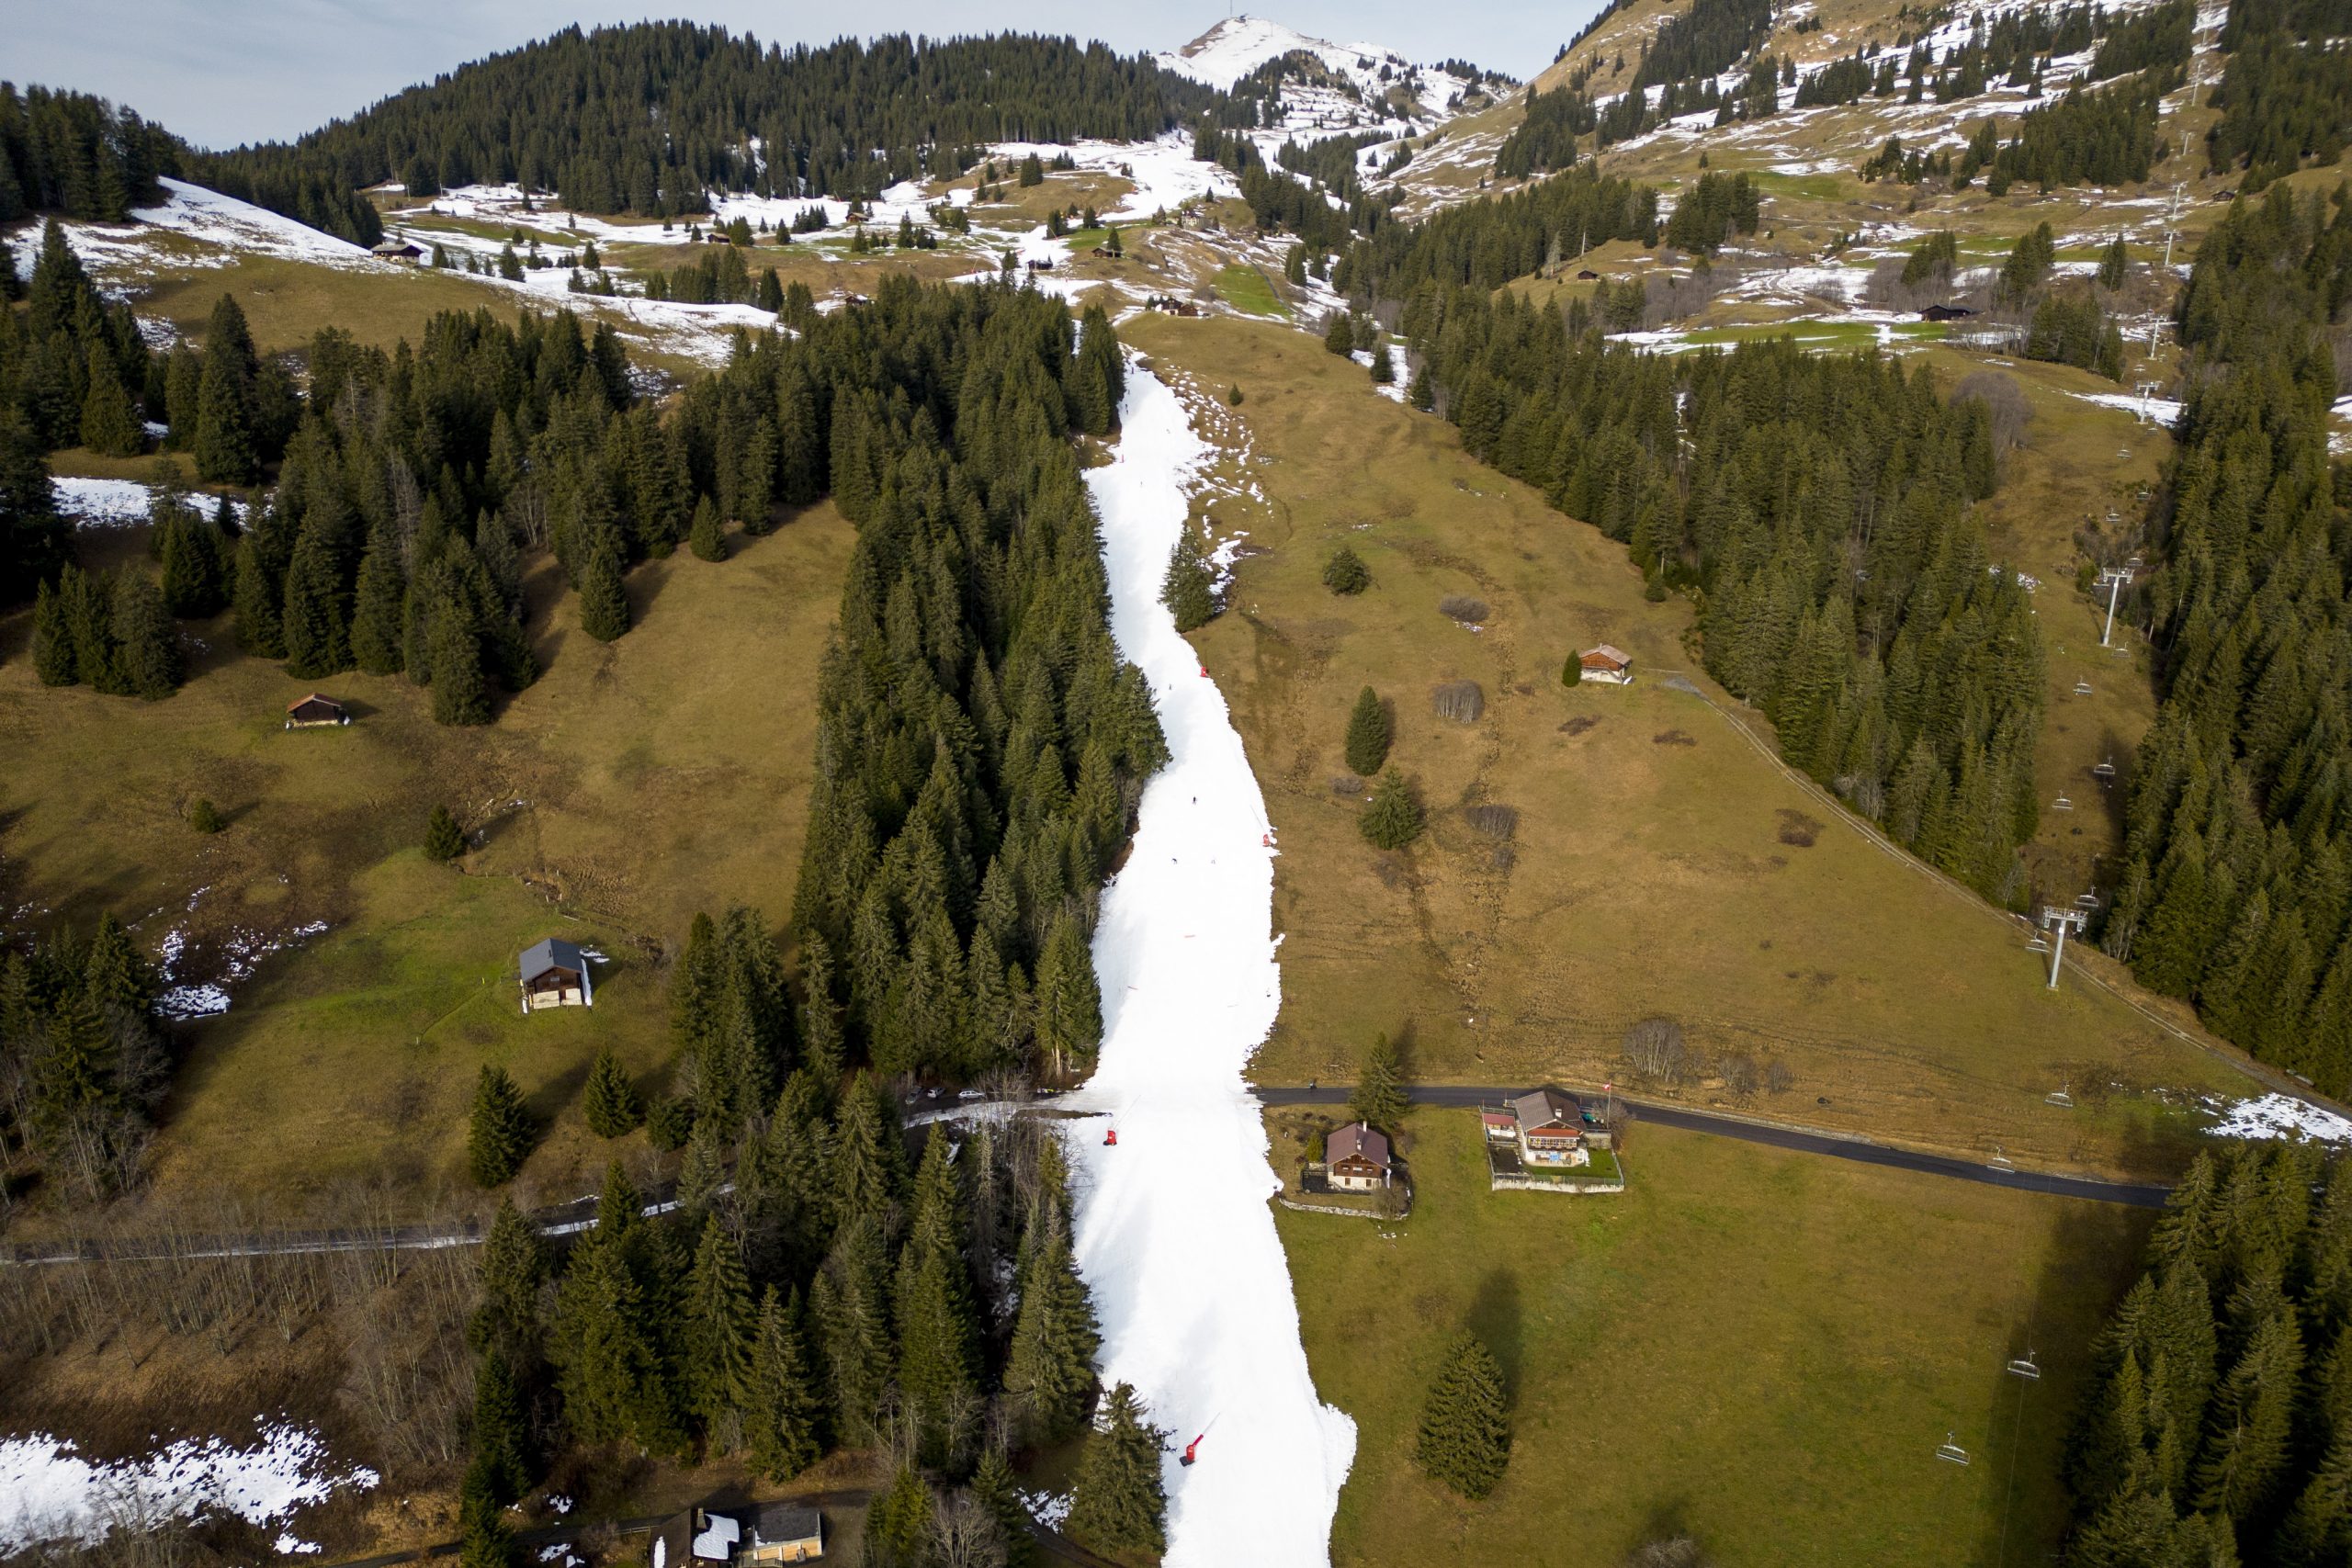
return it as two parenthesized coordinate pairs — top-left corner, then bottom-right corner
(1432, 680), (1486, 723)
(1952, 369), (2033, 453)
(1438, 595), (1489, 624)
(1331, 774), (1364, 795)
(1491, 842), (1517, 872)
(1464, 803), (1519, 839)
(1623, 1016), (1689, 1082)
(1765, 1059), (1795, 1096)
(1719, 1051), (1759, 1098)
(1627, 1539), (1715, 1568)
(1774, 808), (1822, 847)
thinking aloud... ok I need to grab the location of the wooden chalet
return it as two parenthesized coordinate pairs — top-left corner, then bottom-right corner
(370, 238), (424, 263)
(1324, 1122), (1393, 1191)
(1577, 644), (1634, 685)
(1919, 303), (1976, 322)
(519, 936), (593, 1012)
(284, 693), (351, 728)
(1508, 1088), (1589, 1167)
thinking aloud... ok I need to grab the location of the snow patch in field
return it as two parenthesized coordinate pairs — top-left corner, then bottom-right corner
(153, 916), (331, 1021)
(136, 178), (376, 267)
(2074, 389), (2182, 425)
(2210, 1094), (2352, 1145)
(1065, 355), (1354, 1568)
(50, 478), (251, 530)
(0, 1422), (378, 1555)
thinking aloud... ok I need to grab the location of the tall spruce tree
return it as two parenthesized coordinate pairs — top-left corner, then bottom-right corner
(683, 1214), (759, 1450)
(1360, 767), (1424, 849)
(1003, 1220), (1101, 1444)
(1416, 1331), (1512, 1498)
(1343, 685), (1390, 775)
(1350, 1032), (1408, 1132)
(111, 572), (181, 700)
(744, 1286), (826, 1481)
(467, 1064), (534, 1187)
(1065, 1382), (1168, 1560)
(582, 1045), (644, 1136)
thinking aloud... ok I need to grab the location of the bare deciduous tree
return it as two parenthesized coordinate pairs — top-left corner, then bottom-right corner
(1623, 1017), (1689, 1082)
(1432, 680), (1486, 723)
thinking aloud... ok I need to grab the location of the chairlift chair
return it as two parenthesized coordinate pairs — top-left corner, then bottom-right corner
(1936, 1433), (1972, 1465)
(2074, 680), (2094, 694)
(2053, 795), (2074, 811)
(2007, 1352), (2042, 1381)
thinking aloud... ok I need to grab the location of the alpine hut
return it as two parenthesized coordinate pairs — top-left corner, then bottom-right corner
(519, 937), (593, 1012)
(285, 693), (351, 728)
(1577, 645), (1634, 686)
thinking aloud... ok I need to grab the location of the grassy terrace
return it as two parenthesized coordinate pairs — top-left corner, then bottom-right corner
(1279, 1109), (2148, 1567)
(1214, 262), (1290, 318)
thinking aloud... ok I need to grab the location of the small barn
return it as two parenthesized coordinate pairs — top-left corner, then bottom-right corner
(1578, 645), (1634, 685)
(285, 694), (351, 728)
(1325, 1121), (1393, 1191)
(739, 1503), (824, 1563)
(370, 238), (424, 263)
(1575, 267), (1602, 280)
(519, 937), (593, 1012)
(1919, 302), (1976, 322)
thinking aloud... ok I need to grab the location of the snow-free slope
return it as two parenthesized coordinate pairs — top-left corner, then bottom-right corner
(1065, 359), (1355, 1567)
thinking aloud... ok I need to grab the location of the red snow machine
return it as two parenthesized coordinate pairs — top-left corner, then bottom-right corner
(1181, 1433), (1204, 1467)
(1103, 1128), (1118, 1146)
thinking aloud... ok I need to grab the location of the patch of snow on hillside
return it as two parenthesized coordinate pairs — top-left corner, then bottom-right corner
(1064, 355), (1353, 1567)
(2210, 1094), (2352, 1145)
(0, 1422), (378, 1555)
(135, 178), (378, 267)
(2074, 389), (2182, 425)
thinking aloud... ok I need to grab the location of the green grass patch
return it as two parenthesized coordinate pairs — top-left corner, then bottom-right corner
(1281, 1110), (2151, 1568)
(1747, 169), (1849, 202)
(1214, 263), (1289, 318)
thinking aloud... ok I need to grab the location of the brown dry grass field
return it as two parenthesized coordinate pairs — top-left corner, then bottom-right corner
(1279, 1106), (2149, 1568)
(1122, 310), (2262, 1179)
(0, 509), (850, 1220)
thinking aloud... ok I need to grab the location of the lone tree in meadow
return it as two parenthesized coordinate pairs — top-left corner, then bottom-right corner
(1351, 1032), (1408, 1132)
(582, 1045), (644, 1138)
(1065, 1382), (1169, 1560)
(424, 805), (467, 862)
(1360, 767), (1424, 850)
(1324, 310), (1355, 355)
(1323, 545), (1370, 596)
(1417, 1331), (1512, 1499)
(468, 1064), (535, 1187)
(1343, 685), (1390, 776)
(1562, 651), (1583, 687)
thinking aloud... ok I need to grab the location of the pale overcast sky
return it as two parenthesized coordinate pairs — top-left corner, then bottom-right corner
(10, 0), (1604, 150)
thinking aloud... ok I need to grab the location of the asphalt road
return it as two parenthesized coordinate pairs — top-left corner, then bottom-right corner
(1255, 1084), (2175, 1209)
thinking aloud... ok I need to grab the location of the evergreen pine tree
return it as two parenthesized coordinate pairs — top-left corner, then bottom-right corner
(348, 525), (408, 674)
(467, 1064), (534, 1187)
(1065, 1382), (1169, 1559)
(77, 344), (142, 457)
(430, 592), (492, 725)
(1416, 1330), (1511, 1498)
(1032, 914), (1102, 1081)
(111, 571), (181, 700)
(683, 1213), (758, 1450)
(1343, 685), (1390, 775)
(425, 805), (467, 863)
(689, 496), (728, 561)
(577, 536), (629, 641)
(33, 580), (77, 685)
(193, 348), (257, 484)
(187, 798), (222, 834)
(865, 1463), (933, 1568)
(971, 1444), (1037, 1568)
(232, 531), (287, 657)
(582, 1045), (644, 1136)
(470, 1196), (548, 1365)
(1324, 311), (1356, 355)
(1361, 767), (1423, 849)
(744, 1286), (826, 1482)
(1322, 545), (1370, 595)
(280, 525), (350, 678)
(1160, 530), (1216, 633)
(549, 1234), (685, 1455)
(468, 1348), (531, 1505)
(1004, 1220), (1101, 1444)
(1350, 1032), (1408, 1131)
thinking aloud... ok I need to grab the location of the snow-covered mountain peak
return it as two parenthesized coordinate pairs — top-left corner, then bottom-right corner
(1159, 15), (1398, 90)
(1158, 14), (1496, 138)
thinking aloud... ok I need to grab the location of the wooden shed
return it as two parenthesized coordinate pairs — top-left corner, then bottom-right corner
(1577, 645), (1634, 685)
(370, 238), (424, 263)
(285, 694), (351, 728)
(519, 936), (593, 1011)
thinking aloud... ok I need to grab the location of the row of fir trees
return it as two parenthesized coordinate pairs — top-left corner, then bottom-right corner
(0, 915), (167, 1201)
(1381, 273), (2042, 901)
(2099, 183), (2352, 1094)
(2064, 1143), (2352, 1565)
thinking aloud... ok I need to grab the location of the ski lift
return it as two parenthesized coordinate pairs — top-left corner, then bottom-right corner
(2073, 680), (2094, 695)
(2046, 1087), (2075, 1108)
(2007, 1352), (2042, 1381)
(2075, 892), (2100, 908)
(1988, 1149), (2016, 1171)
(1936, 1433), (1972, 1465)
(2027, 935), (2052, 953)
(2053, 795), (2074, 811)
(2091, 760), (2119, 780)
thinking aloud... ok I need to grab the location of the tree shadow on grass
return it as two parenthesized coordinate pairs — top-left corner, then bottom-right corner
(1465, 1266), (1523, 1400)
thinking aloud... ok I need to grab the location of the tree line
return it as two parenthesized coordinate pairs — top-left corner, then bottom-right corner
(2211, 0), (2352, 189)
(0, 83), (179, 224)
(2100, 184), (2352, 1094)
(187, 24), (1229, 242)
(2063, 1142), (2352, 1564)
(0, 915), (167, 1202)
(1384, 281), (2043, 900)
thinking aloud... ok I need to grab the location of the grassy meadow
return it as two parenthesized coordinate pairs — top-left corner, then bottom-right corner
(1279, 1106), (2149, 1568)
(0, 511), (851, 1217)
(1120, 310), (2259, 1179)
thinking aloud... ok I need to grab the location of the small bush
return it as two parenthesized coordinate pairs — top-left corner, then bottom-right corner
(1439, 595), (1489, 624)
(1432, 680), (1485, 723)
(1323, 545), (1370, 595)
(1227, 384), (1244, 406)
(647, 1097), (694, 1152)
(187, 797), (222, 834)
(1465, 803), (1519, 839)
(1331, 774), (1364, 795)
(424, 805), (466, 863)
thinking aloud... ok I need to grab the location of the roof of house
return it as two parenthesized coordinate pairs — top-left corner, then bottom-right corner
(1580, 644), (1633, 669)
(520, 936), (586, 979)
(1326, 1121), (1390, 1168)
(692, 1512), (741, 1561)
(1510, 1087), (1581, 1132)
(287, 692), (345, 712)
(747, 1502), (823, 1545)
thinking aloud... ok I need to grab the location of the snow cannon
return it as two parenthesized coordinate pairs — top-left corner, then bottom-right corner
(1180, 1433), (1204, 1467)
(1104, 1128), (1118, 1147)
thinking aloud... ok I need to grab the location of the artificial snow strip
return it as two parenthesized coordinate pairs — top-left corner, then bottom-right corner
(0, 1421), (379, 1555)
(2210, 1094), (2352, 1145)
(1063, 356), (1355, 1568)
